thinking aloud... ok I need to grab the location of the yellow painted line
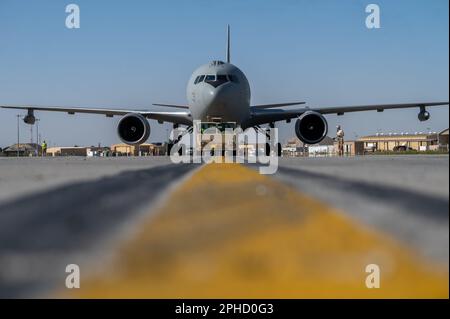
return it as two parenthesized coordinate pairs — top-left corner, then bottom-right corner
(68, 163), (448, 298)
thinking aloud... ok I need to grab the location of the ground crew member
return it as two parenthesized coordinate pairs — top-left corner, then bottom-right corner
(336, 125), (345, 156)
(41, 140), (47, 157)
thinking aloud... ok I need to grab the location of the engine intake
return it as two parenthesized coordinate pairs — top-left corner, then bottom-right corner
(295, 111), (328, 144)
(117, 113), (150, 145)
(418, 109), (430, 122)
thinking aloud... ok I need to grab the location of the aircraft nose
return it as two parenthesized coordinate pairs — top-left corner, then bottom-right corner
(203, 86), (226, 107)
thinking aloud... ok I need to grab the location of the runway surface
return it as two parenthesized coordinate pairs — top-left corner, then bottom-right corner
(0, 157), (194, 298)
(271, 156), (449, 263)
(0, 156), (448, 298)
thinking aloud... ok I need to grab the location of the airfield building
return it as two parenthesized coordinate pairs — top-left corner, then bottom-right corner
(308, 136), (336, 157)
(87, 146), (111, 157)
(2, 143), (41, 157)
(358, 131), (445, 152)
(111, 143), (167, 156)
(334, 140), (365, 156)
(438, 128), (449, 151)
(46, 146), (88, 157)
(282, 138), (307, 157)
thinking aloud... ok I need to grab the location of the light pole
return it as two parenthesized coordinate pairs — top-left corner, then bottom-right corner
(35, 118), (40, 156)
(30, 121), (33, 145)
(16, 114), (21, 157)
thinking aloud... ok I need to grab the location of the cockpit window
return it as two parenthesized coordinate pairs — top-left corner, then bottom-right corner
(217, 75), (227, 82)
(204, 74), (230, 88)
(196, 74), (236, 87)
(195, 75), (205, 84)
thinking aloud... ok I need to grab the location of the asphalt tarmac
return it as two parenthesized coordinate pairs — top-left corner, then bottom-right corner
(0, 155), (448, 298)
(273, 156), (449, 263)
(0, 157), (194, 297)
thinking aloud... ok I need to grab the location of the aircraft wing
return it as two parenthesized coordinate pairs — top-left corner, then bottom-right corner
(250, 102), (306, 109)
(245, 101), (449, 127)
(0, 105), (193, 126)
(152, 103), (189, 109)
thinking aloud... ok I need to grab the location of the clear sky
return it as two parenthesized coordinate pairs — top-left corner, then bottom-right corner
(0, 0), (448, 147)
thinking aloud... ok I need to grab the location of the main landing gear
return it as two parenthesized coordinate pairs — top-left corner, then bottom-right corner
(168, 125), (193, 155)
(253, 124), (282, 157)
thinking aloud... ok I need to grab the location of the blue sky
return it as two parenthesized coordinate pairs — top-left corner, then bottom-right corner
(0, 0), (448, 147)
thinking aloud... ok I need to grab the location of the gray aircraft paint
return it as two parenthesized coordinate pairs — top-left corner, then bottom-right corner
(187, 61), (250, 124)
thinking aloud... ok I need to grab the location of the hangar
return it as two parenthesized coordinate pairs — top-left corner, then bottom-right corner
(46, 146), (88, 157)
(438, 128), (449, 150)
(111, 143), (167, 156)
(359, 130), (449, 152)
(1, 143), (41, 157)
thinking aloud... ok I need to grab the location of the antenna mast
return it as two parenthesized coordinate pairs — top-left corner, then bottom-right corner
(226, 25), (231, 63)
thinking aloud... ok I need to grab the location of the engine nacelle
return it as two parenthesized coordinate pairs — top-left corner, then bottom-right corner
(418, 110), (430, 122)
(23, 109), (36, 125)
(295, 111), (328, 144)
(117, 113), (150, 145)
(23, 115), (36, 125)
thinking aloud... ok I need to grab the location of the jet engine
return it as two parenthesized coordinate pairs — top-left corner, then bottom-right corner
(418, 107), (430, 122)
(295, 111), (328, 144)
(23, 109), (36, 125)
(117, 113), (150, 145)
(23, 114), (36, 125)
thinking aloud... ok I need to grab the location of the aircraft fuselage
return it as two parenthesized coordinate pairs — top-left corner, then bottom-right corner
(187, 61), (251, 125)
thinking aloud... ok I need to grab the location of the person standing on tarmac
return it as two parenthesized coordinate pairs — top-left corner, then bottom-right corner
(336, 125), (345, 156)
(41, 140), (47, 157)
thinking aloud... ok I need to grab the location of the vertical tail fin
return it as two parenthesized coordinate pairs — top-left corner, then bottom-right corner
(226, 25), (231, 63)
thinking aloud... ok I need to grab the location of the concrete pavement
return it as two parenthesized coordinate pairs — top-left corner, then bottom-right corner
(0, 155), (448, 298)
(0, 158), (196, 297)
(272, 156), (449, 263)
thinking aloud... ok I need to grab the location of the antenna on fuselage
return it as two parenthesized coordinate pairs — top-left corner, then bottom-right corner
(226, 25), (231, 63)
